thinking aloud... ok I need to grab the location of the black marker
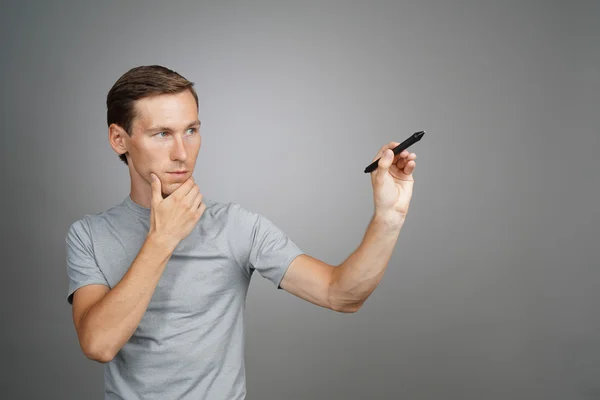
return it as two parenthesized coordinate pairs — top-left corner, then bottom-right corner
(364, 130), (425, 173)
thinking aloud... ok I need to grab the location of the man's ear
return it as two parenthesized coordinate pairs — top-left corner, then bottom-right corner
(108, 123), (129, 157)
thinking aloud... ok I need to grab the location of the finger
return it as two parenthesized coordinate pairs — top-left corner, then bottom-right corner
(191, 190), (203, 210)
(184, 185), (200, 207)
(403, 160), (416, 174)
(397, 150), (409, 159)
(376, 149), (395, 181)
(174, 178), (196, 199)
(396, 152), (416, 168)
(150, 173), (162, 206)
(372, 142), (398, 163)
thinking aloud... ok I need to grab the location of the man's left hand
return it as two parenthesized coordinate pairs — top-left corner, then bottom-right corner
(370, 142), (417, 225)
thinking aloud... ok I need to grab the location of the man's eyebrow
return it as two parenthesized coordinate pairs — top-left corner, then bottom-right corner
(145, 120), (201, 133)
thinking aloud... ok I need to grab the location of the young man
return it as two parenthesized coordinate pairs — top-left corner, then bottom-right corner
(66, 65), (418, 399)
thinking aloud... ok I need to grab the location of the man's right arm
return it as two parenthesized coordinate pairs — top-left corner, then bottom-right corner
(72, 234), (175, 363)
(70, 174), (205, 363)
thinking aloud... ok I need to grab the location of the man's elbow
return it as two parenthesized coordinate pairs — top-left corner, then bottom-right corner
(330, 298), (363, 313)
(338, 304), (362, 313)
(328, 286), (365, 313)
(80, 335), (115, 363)
(83, 345), (114, 364)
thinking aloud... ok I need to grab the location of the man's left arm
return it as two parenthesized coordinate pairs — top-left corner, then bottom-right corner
(280, 142), (418, 313)
(280, 214), (403, 313)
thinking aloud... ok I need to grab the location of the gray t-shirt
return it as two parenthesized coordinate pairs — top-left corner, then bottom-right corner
(65, 195), (305, 399)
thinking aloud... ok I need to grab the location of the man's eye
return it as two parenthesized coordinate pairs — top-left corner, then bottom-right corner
(156, 132), (168, 137)
(186, 128), (197, 134)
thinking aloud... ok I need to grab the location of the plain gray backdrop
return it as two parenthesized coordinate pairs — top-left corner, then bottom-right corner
(1, 1), (599, 399)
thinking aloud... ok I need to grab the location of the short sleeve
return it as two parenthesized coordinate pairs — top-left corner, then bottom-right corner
(65, 217), (109, 304)
(229, 203), (305, 289)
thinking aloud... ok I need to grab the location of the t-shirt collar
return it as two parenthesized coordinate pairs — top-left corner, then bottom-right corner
(124, 195), (151, 218)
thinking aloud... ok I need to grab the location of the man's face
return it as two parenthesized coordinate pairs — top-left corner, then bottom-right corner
(125, 90), (201, 197)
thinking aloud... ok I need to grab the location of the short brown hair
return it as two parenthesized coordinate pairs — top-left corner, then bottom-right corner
(106, 65), (199, 165)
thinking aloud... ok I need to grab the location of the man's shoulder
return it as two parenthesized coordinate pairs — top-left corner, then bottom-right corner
(66, 201), (124, 229)
(65, 197), (137, 242)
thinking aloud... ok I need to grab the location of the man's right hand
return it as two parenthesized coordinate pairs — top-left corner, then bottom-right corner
(148, 173), (206, 248)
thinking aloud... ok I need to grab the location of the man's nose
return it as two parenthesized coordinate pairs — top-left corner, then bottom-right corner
(170, 136), (188, 162)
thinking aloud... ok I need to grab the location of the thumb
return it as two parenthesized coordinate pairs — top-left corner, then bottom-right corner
(150, 173), (162, 206)
(378, 149), (393, 172)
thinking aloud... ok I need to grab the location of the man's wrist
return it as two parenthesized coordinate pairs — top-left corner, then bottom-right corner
(145, 232), (178, 255)
(373, 212), (405, 231)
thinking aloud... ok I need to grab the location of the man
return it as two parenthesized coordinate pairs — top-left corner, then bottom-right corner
(66, 64), (417, 399)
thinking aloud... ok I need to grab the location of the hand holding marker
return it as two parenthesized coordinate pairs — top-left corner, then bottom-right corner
(364, 131), (425, 173)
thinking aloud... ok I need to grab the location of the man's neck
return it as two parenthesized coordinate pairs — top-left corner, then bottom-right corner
(129, 167), (153, 209)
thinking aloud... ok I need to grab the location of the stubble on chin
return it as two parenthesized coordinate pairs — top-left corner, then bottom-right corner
(161, 182), (182, 199)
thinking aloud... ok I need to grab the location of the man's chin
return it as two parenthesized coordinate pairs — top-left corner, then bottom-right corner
(161, 182), (183, 197)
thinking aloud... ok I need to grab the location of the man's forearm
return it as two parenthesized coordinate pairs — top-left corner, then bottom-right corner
(80, 234), (176, 362)
(330, 213), (404, 312)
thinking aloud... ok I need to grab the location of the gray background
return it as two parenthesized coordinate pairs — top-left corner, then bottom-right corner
(1, 0), (598, 399)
